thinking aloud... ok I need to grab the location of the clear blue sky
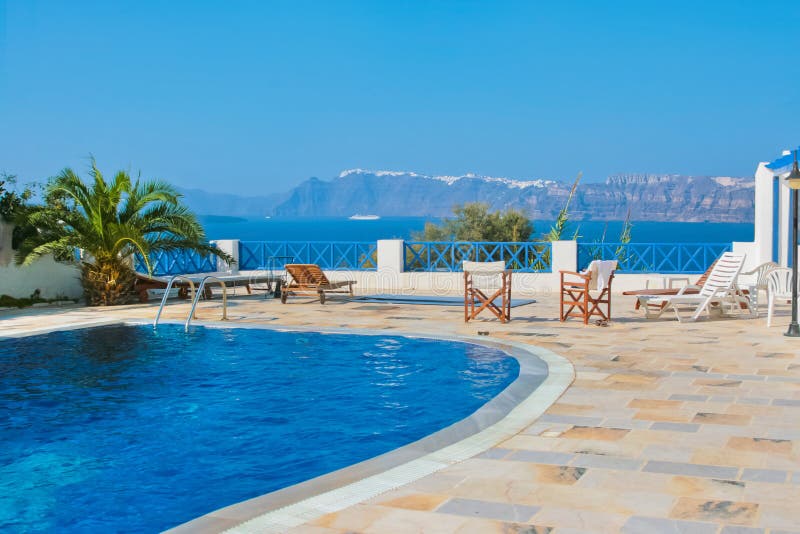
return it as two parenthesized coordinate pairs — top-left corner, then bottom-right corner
(1, 1), (798, 192)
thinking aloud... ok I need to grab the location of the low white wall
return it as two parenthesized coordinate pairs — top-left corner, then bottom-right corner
(257, 238), (736, 297)
(324, 270), (699, 296)
(0, 255), (82, 300)
(0, 222), (83, 300)
(733, 241), (759, 271)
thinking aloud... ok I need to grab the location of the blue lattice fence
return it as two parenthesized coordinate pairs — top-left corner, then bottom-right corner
(134, 249), (217, 275)
(403, 242), (552, 272)
(239, 241), (378, 270)
(576, 242), (732, 274)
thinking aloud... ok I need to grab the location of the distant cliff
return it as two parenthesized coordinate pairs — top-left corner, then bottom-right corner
(177, 187), (288, 218)
(267, 170), (754, 222)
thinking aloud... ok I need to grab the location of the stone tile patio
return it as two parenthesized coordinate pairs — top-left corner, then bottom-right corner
(2, 291), (800, 533)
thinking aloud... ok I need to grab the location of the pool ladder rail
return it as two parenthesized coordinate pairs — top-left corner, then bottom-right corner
(153, 275), (228, 331)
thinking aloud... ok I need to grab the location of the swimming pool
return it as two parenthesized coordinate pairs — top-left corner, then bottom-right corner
(0, 323), (530, 532)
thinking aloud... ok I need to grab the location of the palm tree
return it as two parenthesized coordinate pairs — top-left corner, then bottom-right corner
(16, 159), (230, 305)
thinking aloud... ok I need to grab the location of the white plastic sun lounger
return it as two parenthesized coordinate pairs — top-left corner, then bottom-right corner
(636, 252), (750, 322)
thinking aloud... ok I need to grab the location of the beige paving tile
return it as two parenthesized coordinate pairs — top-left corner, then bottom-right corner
(670, 497), (759, 526)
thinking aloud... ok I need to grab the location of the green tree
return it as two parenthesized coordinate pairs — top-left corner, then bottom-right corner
(0, 172), (36, 249)
(16, 159), (230, 306)
(415, 202), (533, 242)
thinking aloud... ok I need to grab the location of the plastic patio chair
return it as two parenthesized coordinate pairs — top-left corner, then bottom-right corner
(736, 261), (779, 314)
(766, 268), (796, 327)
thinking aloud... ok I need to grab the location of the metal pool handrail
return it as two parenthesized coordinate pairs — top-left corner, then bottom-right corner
(153, 275), (197, 329)
(185, 276), (228, 331)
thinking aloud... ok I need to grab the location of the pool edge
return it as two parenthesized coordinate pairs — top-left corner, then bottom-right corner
(160, 322), (574, 534)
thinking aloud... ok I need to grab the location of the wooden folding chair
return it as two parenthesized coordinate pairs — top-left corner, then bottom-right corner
(560, 260), (617, 324)
(464, 261), (512, 323)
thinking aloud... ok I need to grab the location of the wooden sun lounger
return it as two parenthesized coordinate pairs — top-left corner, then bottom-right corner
(281, 264), (356, 304)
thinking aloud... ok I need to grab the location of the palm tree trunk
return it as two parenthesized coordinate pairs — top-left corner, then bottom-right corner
(80, 257), (136, 306)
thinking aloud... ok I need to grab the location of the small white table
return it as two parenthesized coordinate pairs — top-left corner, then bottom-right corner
(653, 275), (692, 289)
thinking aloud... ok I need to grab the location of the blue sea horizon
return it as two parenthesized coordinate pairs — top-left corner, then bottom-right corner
(200, 216), (754, 244)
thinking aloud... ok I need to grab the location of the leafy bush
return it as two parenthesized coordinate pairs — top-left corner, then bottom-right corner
(415, 202), (533, 242)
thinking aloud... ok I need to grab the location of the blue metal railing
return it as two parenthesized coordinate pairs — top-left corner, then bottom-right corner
(133, 240), (733, 276)
(404, 241), (552, 272)
(238, 241), (378, 270)
(134, 249), (217, 275)
(576, 242), (732, 274)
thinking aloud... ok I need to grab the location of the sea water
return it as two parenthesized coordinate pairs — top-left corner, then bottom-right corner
(202, 216), (754, 243)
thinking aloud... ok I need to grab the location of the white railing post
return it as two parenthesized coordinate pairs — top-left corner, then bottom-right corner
(377, 239), (404, 273)
(377, 239), (404, 293)
(551, 240), (577, 274)
(212, 239), (240, 273)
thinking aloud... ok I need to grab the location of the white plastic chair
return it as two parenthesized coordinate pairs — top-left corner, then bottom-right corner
(738, 261), (779, 314)
(766, 268), (796, 327)
(741, 261), (780, 290)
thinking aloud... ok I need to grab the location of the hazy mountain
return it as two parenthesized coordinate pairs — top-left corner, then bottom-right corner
(177, 187), (287, 218)
(272, 170), (754, 222)
(179, 170), (755, 223)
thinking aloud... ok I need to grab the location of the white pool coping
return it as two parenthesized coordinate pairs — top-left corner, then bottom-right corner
(0, 319), (574, 534)
(166, 322), (574, 534)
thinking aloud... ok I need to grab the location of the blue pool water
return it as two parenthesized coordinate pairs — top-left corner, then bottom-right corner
(0, 324), (520, 532)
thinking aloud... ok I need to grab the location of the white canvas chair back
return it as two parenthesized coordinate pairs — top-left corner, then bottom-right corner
(585, 260), (617, 291)
(463, 260), (506, 274)
(463, 261), (506, 285)
(697, 252), (745, 299)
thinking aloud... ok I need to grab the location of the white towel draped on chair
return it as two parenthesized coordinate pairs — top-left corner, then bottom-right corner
(585, 260), (617, 292)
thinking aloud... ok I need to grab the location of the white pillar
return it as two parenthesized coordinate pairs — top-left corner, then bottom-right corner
(377, 239), (404, 273)
(732, 241), (758, 271)
(375, 239), (404, 294)
(551, 240), (577, 273)
(212, 239), (240, 273)
(754, 162), (774, 266)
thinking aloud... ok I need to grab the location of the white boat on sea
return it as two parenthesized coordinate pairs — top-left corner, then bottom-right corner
(348, 214), (380, 220)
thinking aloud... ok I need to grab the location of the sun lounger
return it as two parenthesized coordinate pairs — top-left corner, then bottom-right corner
(636, 252), (751, 322)
(134, 273), (193, 303)
(134, 271), (281, 302)
(623, 262), (715, 314)
(281, 264), (356, 304)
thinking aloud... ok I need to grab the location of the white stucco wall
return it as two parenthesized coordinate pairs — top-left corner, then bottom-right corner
(0, 222), (83, 300)
(0, 255), (82, 300)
